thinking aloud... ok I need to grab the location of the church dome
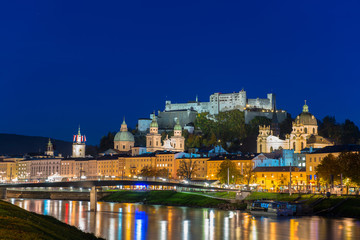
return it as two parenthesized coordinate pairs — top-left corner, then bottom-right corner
(114, 131), (135, 142)
(174, 119), (182, 131)
(150, 117), (158, 128)
(295, 101), (317, 125)
(114, 118), (135, 142)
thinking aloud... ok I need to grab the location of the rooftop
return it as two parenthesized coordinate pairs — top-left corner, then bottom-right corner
(310, 144), (360, 154)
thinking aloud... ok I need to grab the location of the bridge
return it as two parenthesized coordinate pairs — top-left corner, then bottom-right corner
(0, 180), (238, 212)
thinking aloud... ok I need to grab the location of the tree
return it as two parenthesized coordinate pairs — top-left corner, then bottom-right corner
(156, 168), (169, 178)
(337, 152), (360, 185)
(139, 166), (156, 179)
(241, 163), (256, 189)
(279, 113), (293, 139)
(315, 154), (342, 185)
(318, 116), (341, 144)
(217, 160), (241, 184)
(99, 132), (116, 152)
(341, 120), (360, 144)
(176, 159), (198, 180)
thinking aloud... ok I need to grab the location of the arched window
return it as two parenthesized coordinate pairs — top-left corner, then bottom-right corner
(293, 142), (296, 150)
(304, 128), (307, 133)
(270, 146), (273, 152)
(260, 145), (262, 153)
(313, 128), (315, 134)
(301, 142), (304, 149)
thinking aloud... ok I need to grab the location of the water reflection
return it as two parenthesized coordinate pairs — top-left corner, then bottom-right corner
(9, 199), (360, 240)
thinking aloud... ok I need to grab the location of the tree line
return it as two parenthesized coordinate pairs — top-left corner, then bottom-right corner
(316, 152), (360, 190)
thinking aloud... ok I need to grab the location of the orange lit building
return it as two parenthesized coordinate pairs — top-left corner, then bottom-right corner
(174, 157), (209, 180)
(253, 166), (306, 192)
(206, 155), (254, 180)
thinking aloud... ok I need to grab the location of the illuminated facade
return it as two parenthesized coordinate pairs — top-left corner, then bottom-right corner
(174, 157), (209, 180)
(146, 117), (185, 153)
(206, 155), (254, 180)
(253, 166), (306, 191)
(257, 102), (333, 153)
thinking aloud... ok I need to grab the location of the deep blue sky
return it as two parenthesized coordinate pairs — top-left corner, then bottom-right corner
(1, 1), (359, 145)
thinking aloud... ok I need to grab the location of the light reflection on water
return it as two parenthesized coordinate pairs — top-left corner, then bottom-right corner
(9, 198), (360, 240)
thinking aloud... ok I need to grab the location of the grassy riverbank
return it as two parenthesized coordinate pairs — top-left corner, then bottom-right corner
(101, 190), (246, 210)
(0, 200), (103, 240)
(245, 192), (360, 218)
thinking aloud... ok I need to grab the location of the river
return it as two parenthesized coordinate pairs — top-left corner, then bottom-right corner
(8, 198), (360, 240)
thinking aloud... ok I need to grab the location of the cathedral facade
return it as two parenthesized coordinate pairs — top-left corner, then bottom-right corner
(257, 102), (333, 153)
(146, 117), (185, 152)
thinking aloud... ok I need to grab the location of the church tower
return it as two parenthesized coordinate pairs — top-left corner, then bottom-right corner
(45, 138), (54, 157)
(72, 126), (86, 158)
(171, 118), (185, 152)
(146, 116), (162, 152)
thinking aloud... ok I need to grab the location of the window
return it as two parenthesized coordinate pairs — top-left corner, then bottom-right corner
(309, 166), (312, 171)
(314, 157), (316, 162)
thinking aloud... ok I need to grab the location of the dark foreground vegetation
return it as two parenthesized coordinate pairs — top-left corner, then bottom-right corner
(101, 190), (246, 210)
(0, 200), (103, 240)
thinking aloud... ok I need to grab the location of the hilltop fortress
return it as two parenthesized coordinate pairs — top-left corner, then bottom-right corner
(165, 90), (275, 115)
(138, 90), (288, 131)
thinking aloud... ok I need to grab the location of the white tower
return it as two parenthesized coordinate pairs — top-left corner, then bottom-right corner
(72, 126), (86, 158)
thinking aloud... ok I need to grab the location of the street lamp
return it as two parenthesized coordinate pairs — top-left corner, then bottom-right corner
(264, 175), (267, 192)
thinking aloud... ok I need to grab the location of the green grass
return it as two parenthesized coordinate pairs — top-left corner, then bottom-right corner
(0, 200), (103, 240)
(101, 190), (241, 209)
(201, 191), (236, 199)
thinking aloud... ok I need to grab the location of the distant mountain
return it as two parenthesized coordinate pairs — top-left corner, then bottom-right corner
(0, 133), (73, 156)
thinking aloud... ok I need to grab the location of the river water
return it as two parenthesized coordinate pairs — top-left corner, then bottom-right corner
(8, 198), (360, 240)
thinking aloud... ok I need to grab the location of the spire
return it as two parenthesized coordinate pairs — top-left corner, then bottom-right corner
(120, 117), (128, 132)
(78, 125), (81, 135)
(47, 138), (52, 147)
(303, 100), (309, 112)
(196, 94), (198, 102)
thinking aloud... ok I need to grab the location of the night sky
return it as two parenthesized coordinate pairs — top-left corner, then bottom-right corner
(1, 1), (360, 145)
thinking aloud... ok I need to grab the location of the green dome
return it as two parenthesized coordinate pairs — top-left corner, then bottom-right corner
(114, 131), (135, 142)
(174, 119), (182, 131)
(150, 118), (158, 128)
